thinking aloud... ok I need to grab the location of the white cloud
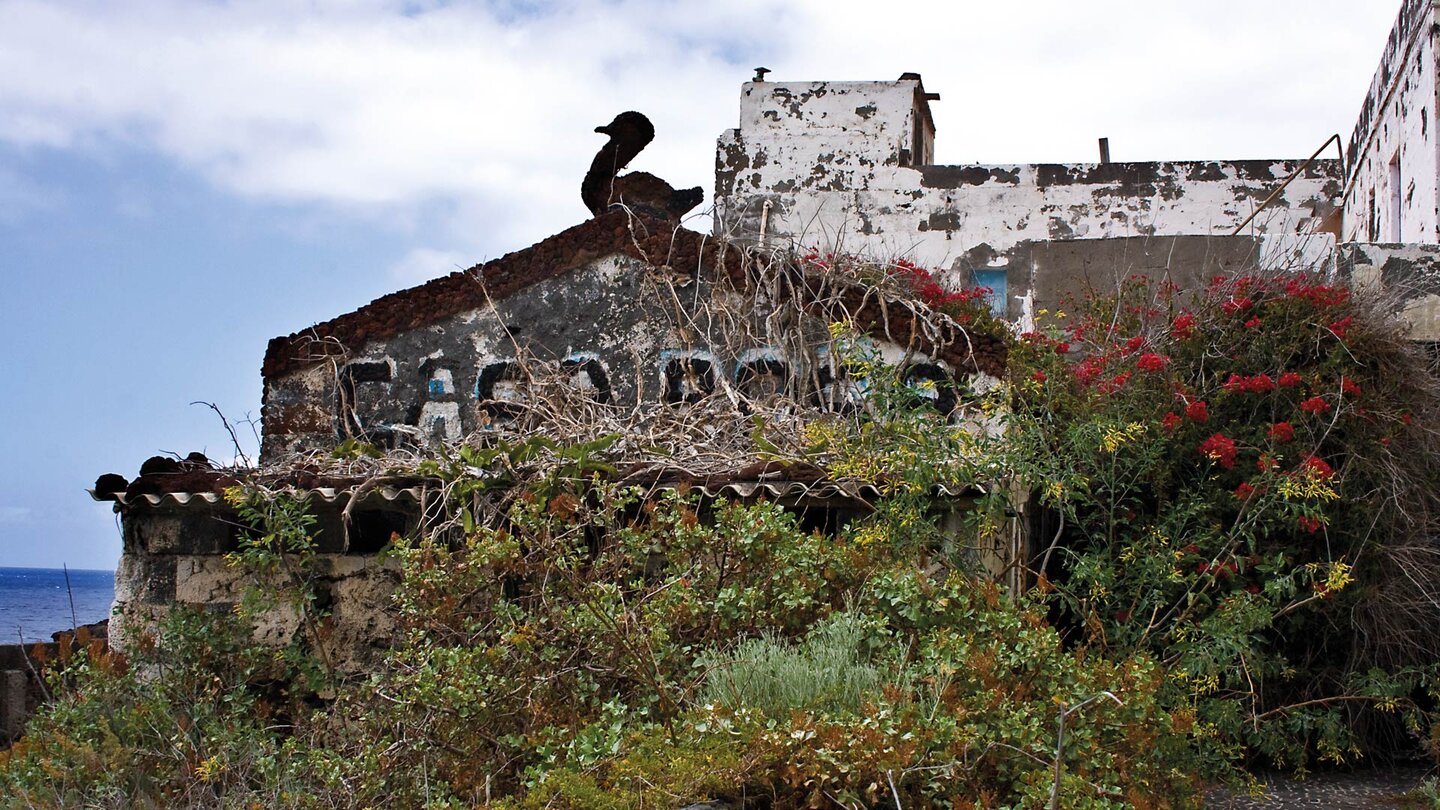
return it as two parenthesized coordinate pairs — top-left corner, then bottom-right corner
(0, 0), (1407, 248)
(388, 245), (474, 283)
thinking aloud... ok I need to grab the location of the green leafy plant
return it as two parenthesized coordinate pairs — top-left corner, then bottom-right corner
(1008, 272), (1440, 768)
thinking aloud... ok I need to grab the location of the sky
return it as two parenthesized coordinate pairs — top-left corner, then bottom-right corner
(0, 0), (1409, 570)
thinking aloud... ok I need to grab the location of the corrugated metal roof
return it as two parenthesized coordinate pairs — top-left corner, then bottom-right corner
(90, 480), (981, 508)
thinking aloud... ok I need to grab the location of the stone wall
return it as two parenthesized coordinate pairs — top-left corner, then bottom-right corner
(1343, 0), (1440, 243)
(110, 494), (405, 672)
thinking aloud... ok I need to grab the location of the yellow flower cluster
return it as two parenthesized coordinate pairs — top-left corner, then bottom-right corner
(1099, 422), (1147, 453)
(1324, 561), (1354, 594)
(1275, 475), (1339, 502)
(195, 755), (223, 784)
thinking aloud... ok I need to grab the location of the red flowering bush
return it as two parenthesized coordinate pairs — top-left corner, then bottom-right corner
(1010, 271), (1440, 771)
(1198, 432), (1238, 468)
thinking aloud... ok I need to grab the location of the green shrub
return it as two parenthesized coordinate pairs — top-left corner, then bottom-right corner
(699, 611), (888, 716)
(1010, 272), (1440, 767)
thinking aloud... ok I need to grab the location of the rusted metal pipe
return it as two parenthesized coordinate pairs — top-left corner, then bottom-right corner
(1230, 133), (1345, 236)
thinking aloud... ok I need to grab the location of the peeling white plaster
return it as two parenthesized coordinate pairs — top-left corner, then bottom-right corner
(717, 79), (1341, 281)
(1343, 0), (1439, 243)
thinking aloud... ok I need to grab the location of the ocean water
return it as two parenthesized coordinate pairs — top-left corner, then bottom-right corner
(0, 567), (116, 644)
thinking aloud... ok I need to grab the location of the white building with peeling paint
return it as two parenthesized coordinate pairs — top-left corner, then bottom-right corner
(711, 0), (1440, 339)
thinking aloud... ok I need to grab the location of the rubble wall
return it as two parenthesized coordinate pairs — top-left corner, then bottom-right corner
(109, 497), (405, 673)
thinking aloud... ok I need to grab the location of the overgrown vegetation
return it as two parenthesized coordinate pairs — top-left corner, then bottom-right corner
(3, 256), (1439, 808)
(1011, 273), (1440, 770)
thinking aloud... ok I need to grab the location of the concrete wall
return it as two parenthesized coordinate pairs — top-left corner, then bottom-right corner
(981, 235), (1275, 324)
(715, 79), (1343, 287)
(1343, 0), (1440, 243)
(1339, 241), (1440, 340)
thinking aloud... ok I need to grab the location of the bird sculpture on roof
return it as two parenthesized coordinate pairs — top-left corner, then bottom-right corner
(582, 111), (703, 220)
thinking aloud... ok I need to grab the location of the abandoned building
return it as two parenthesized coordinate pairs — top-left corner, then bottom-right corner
(75, 0), (1440, 676)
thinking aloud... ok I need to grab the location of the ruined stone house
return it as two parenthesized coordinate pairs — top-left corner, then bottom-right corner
(82, 0), (1440, 675)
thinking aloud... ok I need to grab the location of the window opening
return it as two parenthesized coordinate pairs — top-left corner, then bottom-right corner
(476, 360), (526, 420)
(562, 352), (614, 404)
(969, 268), (1008, 317)
(1389, 150), (1403, 241)
(661, 350), (717, 404)
(335, 359), (395, 447)
(734, 348), (790, 400)
(903, 362), (958, 414)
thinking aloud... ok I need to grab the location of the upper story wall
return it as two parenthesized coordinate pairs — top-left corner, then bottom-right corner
(1343, 0), (1440, 243)
(716, 78), (1343, 284)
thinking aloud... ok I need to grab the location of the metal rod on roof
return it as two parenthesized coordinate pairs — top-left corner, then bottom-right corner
(1231, 133), (1344, 237)
(1098, 138), (1111, 165)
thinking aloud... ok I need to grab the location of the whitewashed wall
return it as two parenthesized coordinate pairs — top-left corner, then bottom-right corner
(1343, 0), (1440, 244)
(716, 79), (1342, 283)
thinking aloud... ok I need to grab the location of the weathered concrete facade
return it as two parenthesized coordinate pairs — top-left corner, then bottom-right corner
(715, 76), (1343, 303)
(261, 210), (1007, 461)
(1344, 0), (1440, 243)
(1340, 242), (1440, 340)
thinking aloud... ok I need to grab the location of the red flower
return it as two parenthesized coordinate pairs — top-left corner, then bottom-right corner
(1162, 412), (1182, 432)
(1186, 400), (1210, 423)
(1327, 316), (1354, 338)
(1244, 316), (1262, 329)
(1124, 335), (1145, 354)
(1245, 374), (1275, 394)
(1298, 516), (1323, 534)
(1341, 377), (1362, 397)
(1055, 342), (1071, 354)
(1226, 374), (1276, 394)
(1171, 313), (1197, 339)
(1257, 453), (1278, 472)
(1074, 356), (1107, 385)
(1299, 455), (1335, 480)
(1199, 432), (1238, 469)
(1031, 370), (1047, 382)
(1267, 422), (1294, 443)
(1234, 482), (1256, 500)
(1136, 352), (1169, 372)
(1278, 372), (1303, 388)
(1300, 396), (1330, 415)
(1221, 297), (1253, 315)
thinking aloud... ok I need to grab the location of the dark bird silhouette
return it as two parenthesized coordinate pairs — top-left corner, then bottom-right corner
(582, 111), (703, 220)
